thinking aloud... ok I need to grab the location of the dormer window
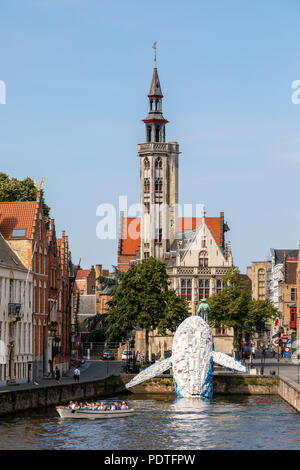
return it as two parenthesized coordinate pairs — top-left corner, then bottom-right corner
(11, 228), (26, 238)
(199, 251), (208, 267)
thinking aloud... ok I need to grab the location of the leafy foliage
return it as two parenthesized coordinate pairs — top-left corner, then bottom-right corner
(0, 172), (50, 227)
(207, 266), (278, 341)
(106, 257), (189, 343)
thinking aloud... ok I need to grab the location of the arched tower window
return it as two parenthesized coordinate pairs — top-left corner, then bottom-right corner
(144, 178), (150, 193)
(155, 125), (160, 142)
(155, 157), (163, 169)
(147, 125), (152, 142)
(144, 157), (150, 170)
(155, 178), (163, 193)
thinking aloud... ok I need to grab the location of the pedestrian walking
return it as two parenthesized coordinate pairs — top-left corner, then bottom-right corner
(55, 366), (60, 384)
(73, 367), (80, 383)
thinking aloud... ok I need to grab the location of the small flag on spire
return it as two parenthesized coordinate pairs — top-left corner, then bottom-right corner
(152, 41), (157, 49)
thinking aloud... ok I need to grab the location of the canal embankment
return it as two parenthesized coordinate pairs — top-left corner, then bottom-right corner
(278, 375), (300, 413)
(120, 372), (279, 395)
(0, 374), (123, 417)
(0, 372), (299, 416)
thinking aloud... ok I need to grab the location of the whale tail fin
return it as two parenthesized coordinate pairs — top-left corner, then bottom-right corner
(212, 351), (248, 373)
(125, 357), (173, 389)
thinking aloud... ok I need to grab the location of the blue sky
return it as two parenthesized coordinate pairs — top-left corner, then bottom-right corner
(1, 0), (300, 272)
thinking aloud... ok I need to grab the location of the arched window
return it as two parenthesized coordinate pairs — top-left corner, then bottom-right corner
(147, 125), (152, 142)
(181, 279), (192, 301)
(155, 157), (163, 169)
(144, 178), (150, 193)
(155, 178), (163, 193)
(154, 228), (162, 245)
(216, 279), (223, 294)
(155, 125), (160, 142)
(199, 251), (208, 267)
(144, 158), (150, 170)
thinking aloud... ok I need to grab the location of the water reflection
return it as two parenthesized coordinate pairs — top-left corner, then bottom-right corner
(0, 395), (299, 450)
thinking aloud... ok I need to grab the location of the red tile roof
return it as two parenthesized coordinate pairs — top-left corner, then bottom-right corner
(118, 215), (224, 256)
(76, 269), (91, 280)
(119, 217), (141, 255)
(0, 201), (37, 239)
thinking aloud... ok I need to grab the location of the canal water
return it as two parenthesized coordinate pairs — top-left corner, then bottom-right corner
(0, 395), (299, 450)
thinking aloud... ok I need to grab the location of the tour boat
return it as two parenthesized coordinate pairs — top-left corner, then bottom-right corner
(56, 406), (134, 419)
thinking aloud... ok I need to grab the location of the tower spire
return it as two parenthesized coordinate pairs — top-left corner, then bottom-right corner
(143, 43), (168, 143)
(152, 41), (157, 67)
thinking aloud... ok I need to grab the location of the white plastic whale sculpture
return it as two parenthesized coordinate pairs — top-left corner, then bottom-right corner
(125, 316), (248, 399)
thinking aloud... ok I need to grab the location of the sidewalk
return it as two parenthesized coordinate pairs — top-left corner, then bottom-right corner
(0, 361), (112, 393)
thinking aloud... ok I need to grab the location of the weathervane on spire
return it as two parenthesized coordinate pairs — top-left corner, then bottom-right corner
(152, 41), (157, 65)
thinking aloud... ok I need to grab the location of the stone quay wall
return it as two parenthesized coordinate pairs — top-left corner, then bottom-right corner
(120, 373), (279, 396)
(278, 376), (300, 413)
(0, 373), (299, 417)
(0, 375), (125, 417)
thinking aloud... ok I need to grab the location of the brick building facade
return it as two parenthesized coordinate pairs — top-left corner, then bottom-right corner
(0, 192), (73, 380)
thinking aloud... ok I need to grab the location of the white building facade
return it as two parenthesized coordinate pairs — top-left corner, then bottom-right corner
(0, 234), (33, 385)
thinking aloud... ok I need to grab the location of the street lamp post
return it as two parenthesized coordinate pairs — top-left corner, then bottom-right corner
(260, 346), (266, 375)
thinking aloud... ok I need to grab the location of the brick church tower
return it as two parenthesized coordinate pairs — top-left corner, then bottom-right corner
(138, 51), (180, 261)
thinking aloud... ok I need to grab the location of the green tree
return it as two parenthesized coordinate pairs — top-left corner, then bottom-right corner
(207, 266), (278, 347)
(0, 172), (50, 227)
(106, 257), (189, 358)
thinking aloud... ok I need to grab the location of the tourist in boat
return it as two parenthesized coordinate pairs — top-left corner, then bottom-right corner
(115, 402), (121, 410)
(81, 403), (89, 409)
(68, 401), (76, 410)
(121, 401), (128, 410)
(110, 403), (116, 411)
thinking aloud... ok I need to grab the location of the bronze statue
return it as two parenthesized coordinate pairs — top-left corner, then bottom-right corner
(197, 298), (211, 324)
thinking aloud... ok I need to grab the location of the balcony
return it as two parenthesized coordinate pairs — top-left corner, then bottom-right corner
(138, 142), (180, 155)
(8, 303), (23, 320)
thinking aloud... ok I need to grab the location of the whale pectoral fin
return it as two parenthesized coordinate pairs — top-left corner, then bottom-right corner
(125, 357), (173, 389)
(212, 351), (248, 373)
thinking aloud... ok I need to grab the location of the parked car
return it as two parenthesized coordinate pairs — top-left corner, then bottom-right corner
(122, 350), (133, 361)
(102, 350), (115, 360)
